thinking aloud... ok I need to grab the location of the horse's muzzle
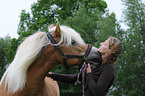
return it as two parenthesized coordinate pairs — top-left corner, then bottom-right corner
(85, 47), (102, 66)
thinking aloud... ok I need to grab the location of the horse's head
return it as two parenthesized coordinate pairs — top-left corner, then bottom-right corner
(45, 22), (99, 68)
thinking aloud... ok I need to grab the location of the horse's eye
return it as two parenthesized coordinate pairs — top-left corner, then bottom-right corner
(72, 40), (76, 45)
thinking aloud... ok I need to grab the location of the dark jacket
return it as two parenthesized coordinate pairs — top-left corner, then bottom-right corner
(85, 64), (116, 96)
(49, 63), (116, 96)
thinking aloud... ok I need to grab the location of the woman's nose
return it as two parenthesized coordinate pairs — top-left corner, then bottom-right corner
(100, 42), (103, 46)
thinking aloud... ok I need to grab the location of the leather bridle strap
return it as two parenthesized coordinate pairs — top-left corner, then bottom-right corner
(47, 33), (65, 56)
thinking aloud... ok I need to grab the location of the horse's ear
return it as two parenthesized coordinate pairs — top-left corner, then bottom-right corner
(54, 22), (61, 36)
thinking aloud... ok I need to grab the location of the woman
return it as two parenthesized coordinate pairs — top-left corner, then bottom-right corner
(48, 36), (122, 96)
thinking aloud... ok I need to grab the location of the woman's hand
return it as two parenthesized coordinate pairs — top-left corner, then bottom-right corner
(86, 63), (91, 74)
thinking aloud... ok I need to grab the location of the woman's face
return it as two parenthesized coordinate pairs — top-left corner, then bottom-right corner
(98, 39), (110, 55)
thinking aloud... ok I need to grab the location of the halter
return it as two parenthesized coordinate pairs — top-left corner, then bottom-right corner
(46, 32), (92, 68)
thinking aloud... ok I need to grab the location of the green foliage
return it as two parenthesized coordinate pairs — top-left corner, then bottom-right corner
(112, 31), (145, 95)
(109, 0), (145, 95)
(0, 35), (11, 79)
(0, 67), (5, 80)
(5, 38), (20, 63)
(0, 35), (10, 68)
(17, 0), (107, 38)
(122, 0), (145, 43)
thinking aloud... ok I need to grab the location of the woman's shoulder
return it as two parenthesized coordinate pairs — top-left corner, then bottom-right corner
(102, 63), (116, 71)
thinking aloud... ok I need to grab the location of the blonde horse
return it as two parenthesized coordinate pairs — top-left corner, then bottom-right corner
(0, 22), (98, 96)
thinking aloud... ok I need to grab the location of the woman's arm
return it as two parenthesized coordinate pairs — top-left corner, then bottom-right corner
(47, 72), (78, 84)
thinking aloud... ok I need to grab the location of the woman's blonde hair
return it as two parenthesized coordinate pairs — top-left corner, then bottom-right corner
(103, 37), (122, 64)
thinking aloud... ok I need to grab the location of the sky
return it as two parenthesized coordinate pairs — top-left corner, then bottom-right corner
(0, 0), (144, 38)
(0, 0), (37, 38)
(104, 0), (127, 29)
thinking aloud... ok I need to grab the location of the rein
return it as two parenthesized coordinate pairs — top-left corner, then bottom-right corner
(75, 62), (88, 96)
(46, 32), (92, 68)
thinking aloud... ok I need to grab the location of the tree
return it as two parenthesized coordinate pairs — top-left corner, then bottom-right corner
(0, 35), (11, 79)
(17, 0), (107, 38)
(0, 35), (11, 68)
(5, 38), (20, 63)
(110, 0), (145, 95)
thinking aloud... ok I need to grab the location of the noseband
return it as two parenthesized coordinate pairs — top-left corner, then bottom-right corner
(47, 32), (92, 68)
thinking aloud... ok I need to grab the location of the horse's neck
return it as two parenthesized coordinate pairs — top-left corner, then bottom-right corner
(27, 46), (57, 88)
(0, 46), (59, 96)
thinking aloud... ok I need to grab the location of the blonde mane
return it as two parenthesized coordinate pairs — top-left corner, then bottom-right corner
(0, 25), (85, 93)
(0, 32), (49, 93)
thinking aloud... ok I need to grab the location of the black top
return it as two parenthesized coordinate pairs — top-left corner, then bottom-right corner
(49, 64), (116, 96)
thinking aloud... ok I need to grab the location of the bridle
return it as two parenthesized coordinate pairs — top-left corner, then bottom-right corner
(46, 32), (92, 68)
